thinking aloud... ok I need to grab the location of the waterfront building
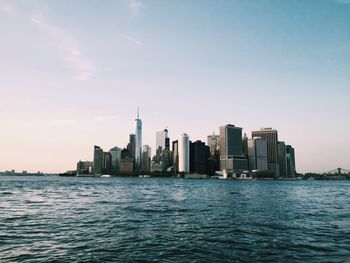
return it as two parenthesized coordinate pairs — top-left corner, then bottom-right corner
(242, 133), (248, 157)
(77, 161), (93, 174)
(178, 134), (190, 173)
(219, 124), (248, 172)
(207, 132), (220, 156)
(120, 157), (134, 174)
(247, 137), (268, 171)
(286, 145), (296, 177)
(190, 140), (210, 174)
(156, 128), (169, 158)
(109, 146), (122, 173)
(134, 108), (142, 172)
(128, 134), (135, 159)
(142, 150), (151, 172)
(102, 152), (112, 174)
(161, 148), (173, 172)
(93, 145), (103, 174)
(278, 141), (287, 177)
(143, 145), (152, 158)
(252, 128), (279, 177)
(172, 140), (179, 173)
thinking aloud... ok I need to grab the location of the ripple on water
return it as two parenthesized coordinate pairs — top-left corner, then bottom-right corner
(0, 176), (350, 262)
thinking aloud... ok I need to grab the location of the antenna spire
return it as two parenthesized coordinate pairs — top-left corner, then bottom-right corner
(137, 106), (139, 119)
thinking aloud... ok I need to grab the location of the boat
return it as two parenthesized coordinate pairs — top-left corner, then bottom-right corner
(218, 169), (229, 180)
(76, 172), (99, 177)
(237, 173), (254, 180)
(101, 174), (111, 178)
(139, 175), (151, 178)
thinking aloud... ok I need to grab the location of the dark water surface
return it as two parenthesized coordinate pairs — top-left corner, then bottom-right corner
(1, 176), (350, 262)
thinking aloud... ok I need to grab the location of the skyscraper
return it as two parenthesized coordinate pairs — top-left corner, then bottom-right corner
(252, 128), (279, 177)
(286, 145), (296, 177)
(109, 146), (122, 173)
(178, 134), (190, 173)
(172, 140), (179, 173)
(134, 108), (142, 172)
(128, 134), (135, 159)
(156, 128), (169, 158)
(190, 140), (210, 174)
(93, 145), (103, 174)
(278, 141), (287, 177)
(207, 132), (220, 156)
(219, 124), (247, 172)
(247, 137), (268, 171)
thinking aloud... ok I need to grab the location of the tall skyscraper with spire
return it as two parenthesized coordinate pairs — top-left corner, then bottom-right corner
(134, 107), (142, 172)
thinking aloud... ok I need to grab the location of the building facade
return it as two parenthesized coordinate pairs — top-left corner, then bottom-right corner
(247, 137), (268, 171)
(178, 134), (190, 173)
(278, 141), (287, 177)
(134, 109), (142, 172)
(190, 140), (210, 174)
(156, 129), (169, 158)
(207, 132), (220, 156)
(219, 124), (248, 172)
(286, 145), (296, 177)
(93, 145), (103, 174)
(252, 128), (279, 177)
(109, 146), (121, 173)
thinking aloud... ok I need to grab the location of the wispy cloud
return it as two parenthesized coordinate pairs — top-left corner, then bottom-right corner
(0, 3), (18, 16)
(31, 17), (94, 80)
(127, 0), (142, 16)
(121, 34), (144, 46)
(95, 115), (119, 121)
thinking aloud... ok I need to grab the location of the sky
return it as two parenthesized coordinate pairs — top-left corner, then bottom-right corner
(0, 0), (349, 173)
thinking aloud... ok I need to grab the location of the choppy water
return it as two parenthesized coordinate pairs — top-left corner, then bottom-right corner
(1, 176), (350, 262)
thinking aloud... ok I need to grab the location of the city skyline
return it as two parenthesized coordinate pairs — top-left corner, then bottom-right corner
(1, 0), (349, 173)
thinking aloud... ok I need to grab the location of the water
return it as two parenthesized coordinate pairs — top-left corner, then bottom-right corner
(1, 176), (350, 262)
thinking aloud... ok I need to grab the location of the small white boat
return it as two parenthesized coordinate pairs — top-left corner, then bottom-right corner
(218, 169), (229, 179)
(139, 175), (151, 178)
(101, 174), (111, 178)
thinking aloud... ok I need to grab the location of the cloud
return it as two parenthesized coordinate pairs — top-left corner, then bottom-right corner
(31, 17), (94, 80)
(95, 115), (119, 121)
(0, 3), (18, 16)
(127, 0), (142, 16)
(121, 34), (144, 46)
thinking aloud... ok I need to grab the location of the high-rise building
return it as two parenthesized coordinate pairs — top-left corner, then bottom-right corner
(286, 145), (296, 177)
(134, 108), (142, 172)
(109, 146), (122, 173)
(190, 140), (210, 174)
(219, 124), (248, 172)
(128, 134), (135, 159)
(142, 146), (151, 172)
(207, 132), (220, 156)
(278, 141), (287, 177)
(178, 134), (190, 173)
(77, 161), (93, 174)
(247, 137), (268, 171)
(143, 145), (151, 158)
(242, 133), (248, 157)
(93, 145), (103, 174)
(252, 128), (279, 177)
(172, 140), (179, 173)
(102, 152), (112, 173)
(156, 129), (169, 158)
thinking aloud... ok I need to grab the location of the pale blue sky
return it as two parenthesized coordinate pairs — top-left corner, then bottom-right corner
(0, 0), (349, 173)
